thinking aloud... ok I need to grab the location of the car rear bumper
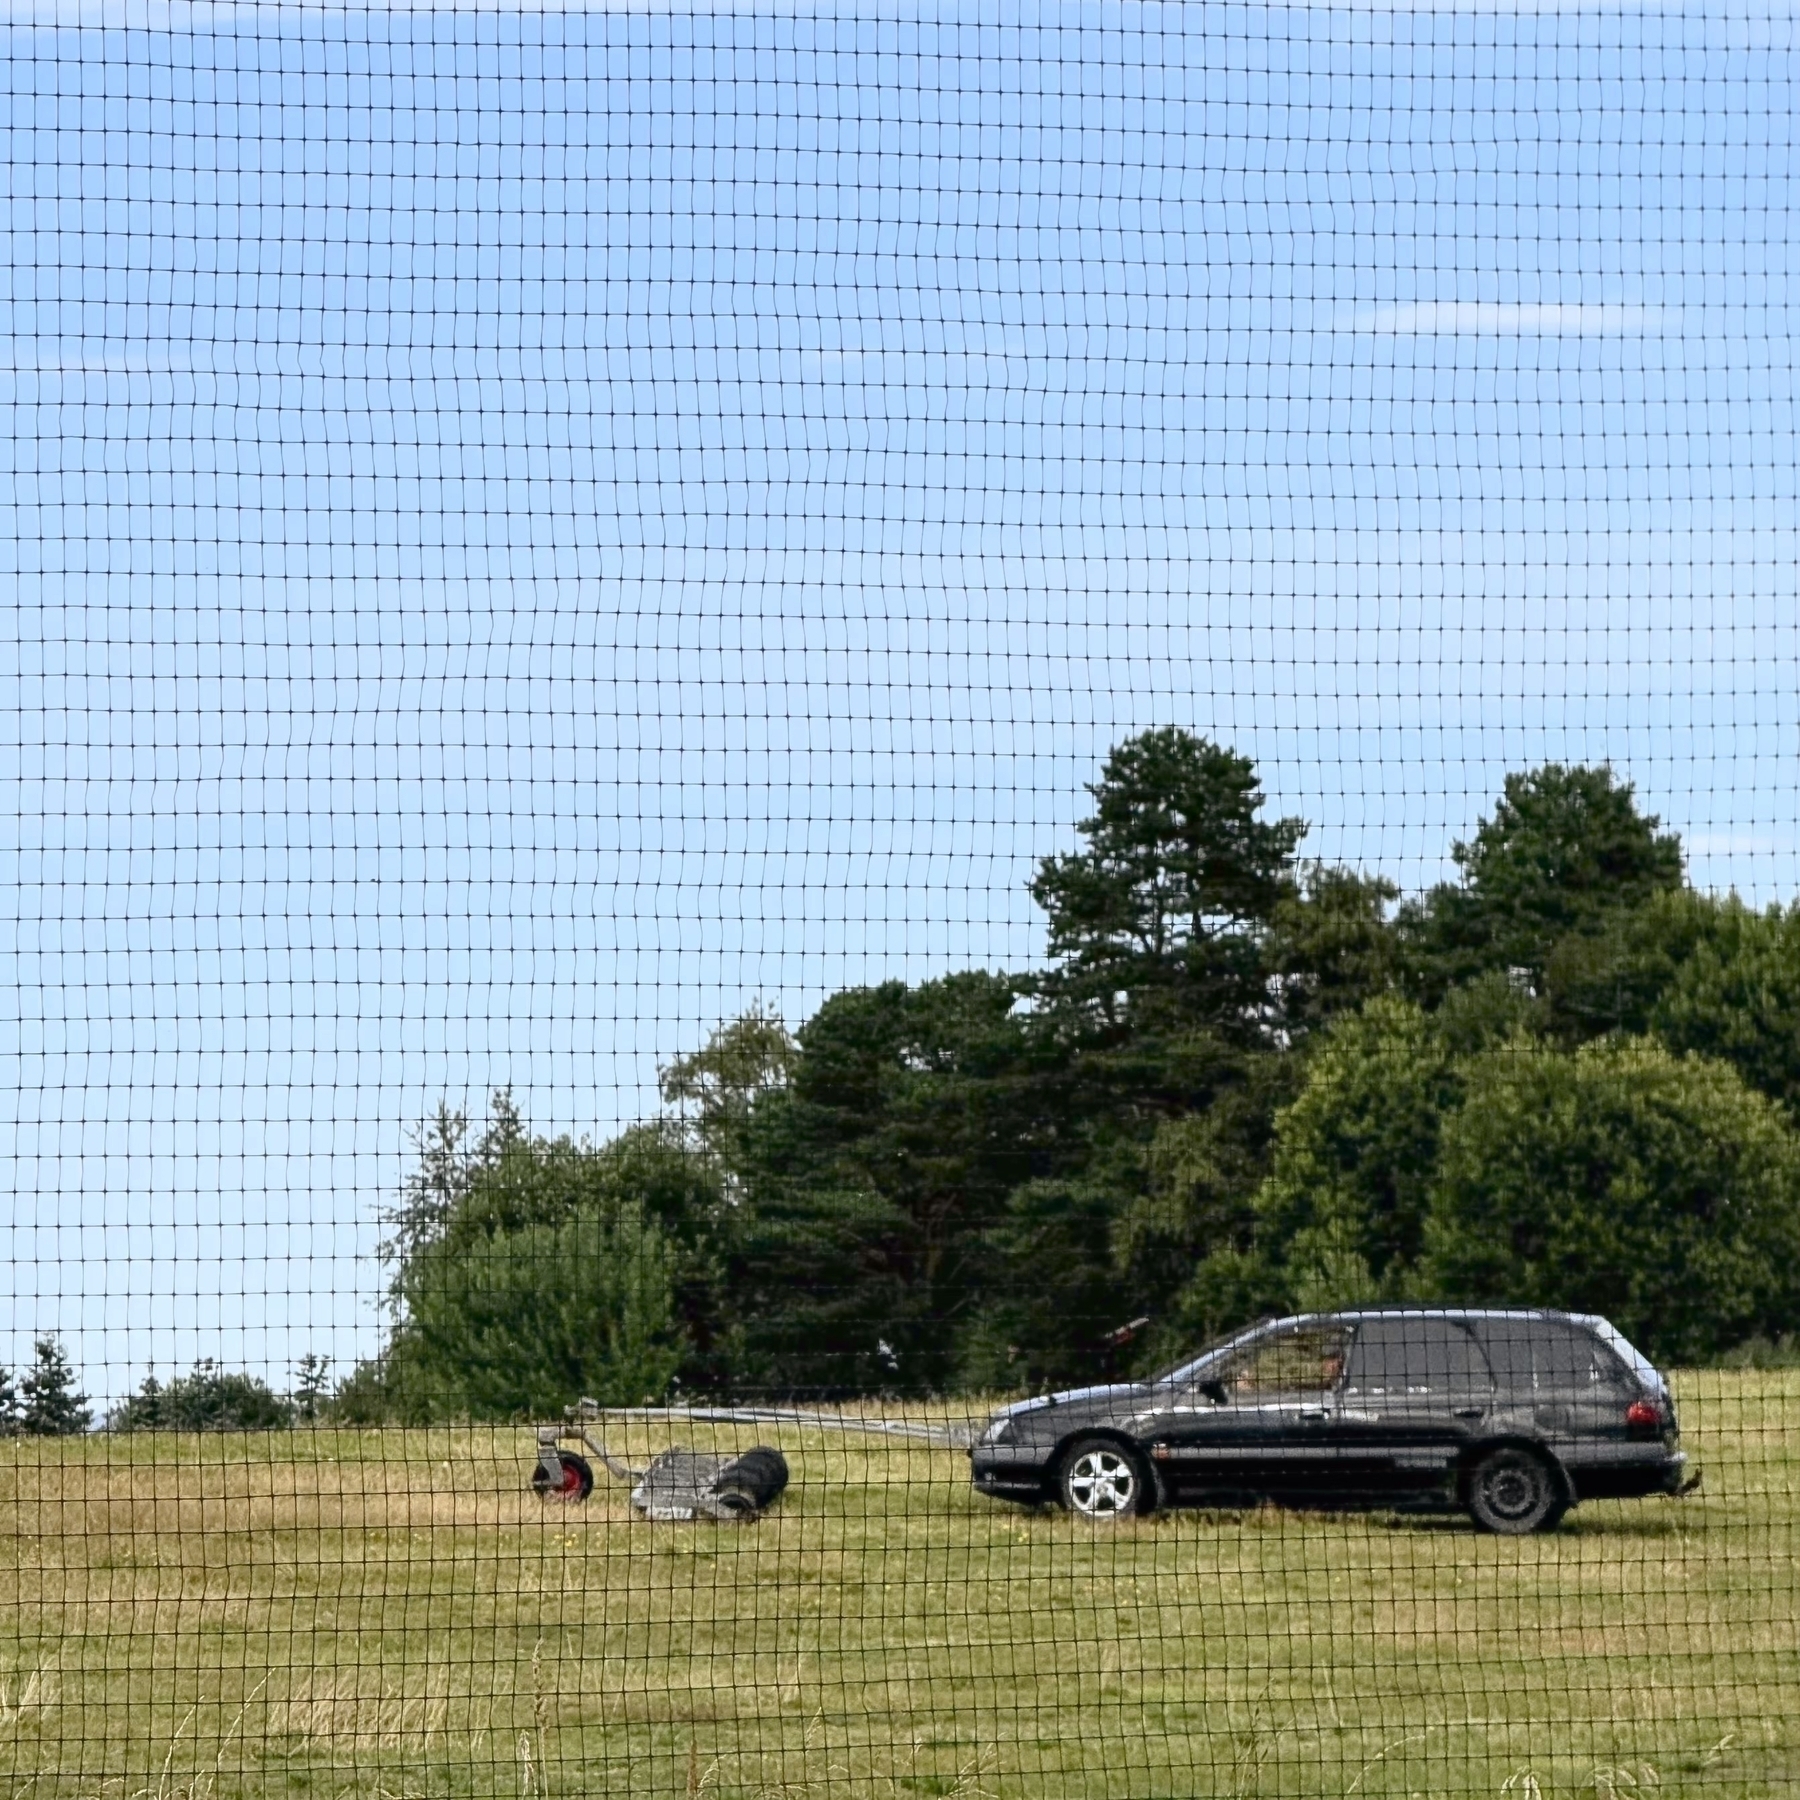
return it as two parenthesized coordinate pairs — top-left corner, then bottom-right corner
(1569, 1450), (1693, 1500)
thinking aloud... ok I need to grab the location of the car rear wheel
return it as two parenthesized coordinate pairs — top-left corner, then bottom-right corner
(1466, 1446), (1563, 1535)
(1059, 1438), (1148, 1520)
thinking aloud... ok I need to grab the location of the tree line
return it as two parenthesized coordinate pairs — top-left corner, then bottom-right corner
(0, 1342), (338, 1435)
(321, 733), (1800, 1417)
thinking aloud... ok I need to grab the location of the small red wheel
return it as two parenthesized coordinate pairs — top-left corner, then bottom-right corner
(531, 1450), (594, 1503)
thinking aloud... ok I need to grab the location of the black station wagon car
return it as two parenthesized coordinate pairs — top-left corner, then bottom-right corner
(969, 1308), (1694, 1534)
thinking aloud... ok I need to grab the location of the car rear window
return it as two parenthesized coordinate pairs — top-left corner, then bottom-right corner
(1583, 1316), (1667, 1394)
(1343, 1319), (1492, 1396)
(1471, 1317), (1630, 1392)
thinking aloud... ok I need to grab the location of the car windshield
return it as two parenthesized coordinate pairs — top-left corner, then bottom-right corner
(1149, 1323), (1274, 1388)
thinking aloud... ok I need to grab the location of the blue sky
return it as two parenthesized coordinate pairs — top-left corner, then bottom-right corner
(0, 0), (1795, 1398)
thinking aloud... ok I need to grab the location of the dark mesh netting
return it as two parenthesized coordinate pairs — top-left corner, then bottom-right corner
(2, 1), (1797, 1794)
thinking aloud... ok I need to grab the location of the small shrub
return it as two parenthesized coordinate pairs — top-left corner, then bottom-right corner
(109, 1361), (293, 1432)
(1715, 1334), (1800, 1371)
(19, 1337), (90, 1436)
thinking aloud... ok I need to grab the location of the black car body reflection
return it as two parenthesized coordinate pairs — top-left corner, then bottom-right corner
(969, 1308), (1692, 1534)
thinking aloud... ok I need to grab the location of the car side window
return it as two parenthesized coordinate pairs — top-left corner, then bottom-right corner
(1217, 1326), (1350, 1399)
(1473, 1319), (1629, 1392)
(1343, 1320), (1492, 1397)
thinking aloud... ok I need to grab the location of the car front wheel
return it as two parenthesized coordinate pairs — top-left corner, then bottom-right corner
(1466, 1446), (1564, 1535)
(1058, 1438), (1149, 1520)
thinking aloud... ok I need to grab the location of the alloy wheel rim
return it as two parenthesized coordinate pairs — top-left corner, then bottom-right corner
(1067, 1450), (1136, 1516)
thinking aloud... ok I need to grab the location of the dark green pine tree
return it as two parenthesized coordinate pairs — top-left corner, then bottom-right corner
(725, 970), (1052, 1395)
(0, 1362), (20, 1436)
(292, 1354), (333, 1423)
(1030, 727), (1306, 1042)
(946, 731), (1314, 1384)
(20, 1336), (91, 1436)
(1402, 764), (1684, 998)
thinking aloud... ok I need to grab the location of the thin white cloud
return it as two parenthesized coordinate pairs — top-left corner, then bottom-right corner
(1358, 301), (1669, 337)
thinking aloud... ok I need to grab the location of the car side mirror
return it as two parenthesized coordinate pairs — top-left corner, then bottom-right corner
(1198, 1378), (1228, 1406)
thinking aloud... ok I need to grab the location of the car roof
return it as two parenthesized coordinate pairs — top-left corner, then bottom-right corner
(1153, 1305), (1662, 1391)
(1151, 1306), (1635, 1388)
(1285, 1306), (1599, 1327)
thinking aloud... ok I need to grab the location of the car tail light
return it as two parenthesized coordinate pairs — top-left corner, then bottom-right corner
(1625, 1398), (1662, 1429)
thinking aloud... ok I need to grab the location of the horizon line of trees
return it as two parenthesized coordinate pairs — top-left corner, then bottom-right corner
(321, 731), (1800, 1420)
(20, 734), (1793, 1430)
(0, 1343), (338, 1435)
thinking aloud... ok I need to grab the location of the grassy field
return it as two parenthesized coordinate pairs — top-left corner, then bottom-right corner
(3, 1372), (1798, 1800)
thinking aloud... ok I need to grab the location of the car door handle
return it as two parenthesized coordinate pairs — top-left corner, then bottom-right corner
(1453, 1406), (1486, 1419)
(1299, 1407), (1330, 1421)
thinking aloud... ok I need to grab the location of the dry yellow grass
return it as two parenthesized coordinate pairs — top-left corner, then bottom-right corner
(2, 1373), (1797, 1799)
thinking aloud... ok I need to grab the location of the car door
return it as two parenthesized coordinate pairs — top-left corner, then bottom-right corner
(1150, 1322), (1351, 1502)
(1330, 1317), (1496, 1498)
(1472, 1315), (1637, 1458)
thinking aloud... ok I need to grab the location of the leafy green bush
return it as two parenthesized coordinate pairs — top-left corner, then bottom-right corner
(1423, 1036), (1800, 1363)
(110, 1361), (293, 1432)
(398, 1204), (683, 1419)
(1245, 996), (1459, 1313)
(1715, 1333), (1800, 1370)
(1210, 997), (1800, 1364)
(1651, 900), (1800, 1115)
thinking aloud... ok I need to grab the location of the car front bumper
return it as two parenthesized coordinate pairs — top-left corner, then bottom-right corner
(969, 1442), (1055, 1501)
